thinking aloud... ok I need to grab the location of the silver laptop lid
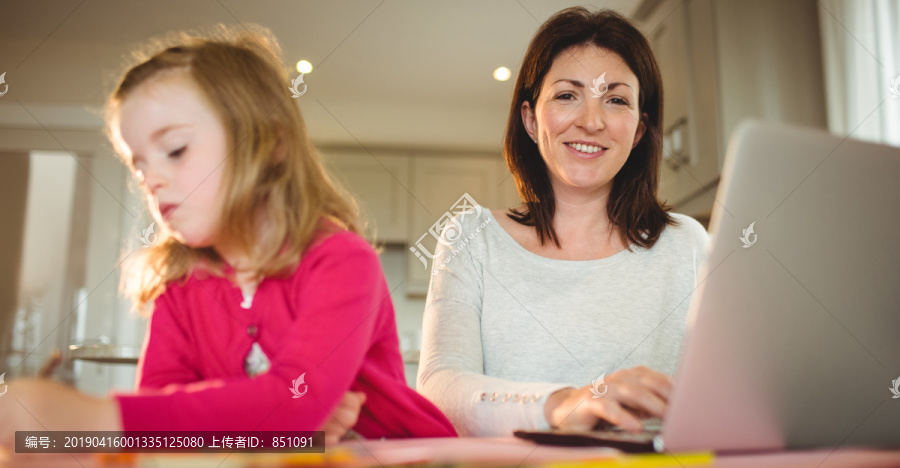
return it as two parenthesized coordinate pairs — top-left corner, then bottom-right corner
(662, 120), (900, 453)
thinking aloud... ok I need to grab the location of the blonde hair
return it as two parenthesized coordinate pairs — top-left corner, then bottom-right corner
(105, 24), (360, 314)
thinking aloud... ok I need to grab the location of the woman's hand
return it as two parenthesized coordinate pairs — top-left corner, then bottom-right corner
(320, 391), (366, 445)
(0, 378), (122, 447)
(543, 366), (672, 433)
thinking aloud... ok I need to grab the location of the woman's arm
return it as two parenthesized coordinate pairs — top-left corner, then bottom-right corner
(418, 298), (572, 436)
(417, 214), (570, 436)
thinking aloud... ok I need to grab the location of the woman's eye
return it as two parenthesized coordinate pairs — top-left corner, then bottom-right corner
(555, 92), (576, 101)
(608, 97), (629, 106)
(169, 146), (186, 158)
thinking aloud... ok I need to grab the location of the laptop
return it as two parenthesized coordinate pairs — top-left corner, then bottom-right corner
(515, 120), (900, 454)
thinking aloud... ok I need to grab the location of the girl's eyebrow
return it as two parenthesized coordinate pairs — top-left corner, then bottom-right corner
(150, 123), (192, 141)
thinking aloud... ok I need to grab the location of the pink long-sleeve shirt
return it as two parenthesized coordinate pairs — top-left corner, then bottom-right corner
(114, 224), (457, 438)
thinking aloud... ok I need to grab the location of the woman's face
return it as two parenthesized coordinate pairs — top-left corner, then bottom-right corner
(115, 70), (229, 248)
(521, 45), (646, 196)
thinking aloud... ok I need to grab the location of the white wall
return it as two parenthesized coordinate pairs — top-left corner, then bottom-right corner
(10, 152), (77, 376)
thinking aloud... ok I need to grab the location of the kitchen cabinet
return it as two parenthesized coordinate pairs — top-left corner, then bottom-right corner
(649, 0), (721, 210)
(321, 148), (512, 295)
(319, 149), (410, 244)
(642, 0), (826, 219)
(406, 155), (503, 295)
(496, 156), (522, 211)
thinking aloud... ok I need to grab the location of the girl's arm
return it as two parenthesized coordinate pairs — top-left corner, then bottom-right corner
(0, 378), (122, 445)
(113, 233), (383, 432)
(134, 290), (203, 390)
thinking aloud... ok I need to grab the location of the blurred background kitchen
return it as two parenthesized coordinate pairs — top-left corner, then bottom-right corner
(0, 0), (897, 395)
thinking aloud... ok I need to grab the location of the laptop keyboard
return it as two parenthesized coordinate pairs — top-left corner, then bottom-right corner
(594, 418), (662, 436)
(513, 418), (664, 452)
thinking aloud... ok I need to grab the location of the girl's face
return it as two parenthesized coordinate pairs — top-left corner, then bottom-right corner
(522, 45), (646, 196)
(116, 70), (229, 248)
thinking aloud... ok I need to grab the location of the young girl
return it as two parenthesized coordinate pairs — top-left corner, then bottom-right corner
(0, 24), (456, 444)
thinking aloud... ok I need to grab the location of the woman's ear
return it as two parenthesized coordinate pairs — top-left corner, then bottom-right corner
(521, 100), (538, 143)
(631, 112), (648, 149)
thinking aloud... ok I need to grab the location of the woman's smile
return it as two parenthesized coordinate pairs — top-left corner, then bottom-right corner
(564, 141), (610, 159)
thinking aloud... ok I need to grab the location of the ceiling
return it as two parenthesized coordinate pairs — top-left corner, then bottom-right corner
(0, 0), (658, 152)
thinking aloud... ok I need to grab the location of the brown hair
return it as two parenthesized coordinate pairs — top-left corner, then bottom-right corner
(105, 24), (360, 313)
(504, 7), (677, 249)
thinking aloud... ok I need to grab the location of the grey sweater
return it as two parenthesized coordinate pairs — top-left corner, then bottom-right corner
(416, 206), (711, 436)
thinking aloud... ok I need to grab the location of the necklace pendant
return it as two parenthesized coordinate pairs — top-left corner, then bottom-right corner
(244, 342), (271, 377)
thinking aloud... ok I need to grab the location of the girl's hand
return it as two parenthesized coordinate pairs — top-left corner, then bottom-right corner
(543, 366), (672, 433)
(0, 378), (122, 447)
(321, 391), (366, 445)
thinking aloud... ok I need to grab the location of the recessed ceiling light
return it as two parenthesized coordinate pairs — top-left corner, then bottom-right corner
(296, 60), (313, 74)
(493, 66), (511, 82)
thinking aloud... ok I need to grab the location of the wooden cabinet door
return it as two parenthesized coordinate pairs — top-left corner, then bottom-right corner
(406, 156), (500, 295)
(320, 150), (410, 243)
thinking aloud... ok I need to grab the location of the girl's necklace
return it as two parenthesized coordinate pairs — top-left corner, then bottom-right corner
(239, 287), (271, 377)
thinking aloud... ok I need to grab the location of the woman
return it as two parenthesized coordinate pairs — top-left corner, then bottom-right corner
(417, 7), (710, 437)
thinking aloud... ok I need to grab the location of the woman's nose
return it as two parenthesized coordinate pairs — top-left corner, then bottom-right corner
(574, 99), (606, 133)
